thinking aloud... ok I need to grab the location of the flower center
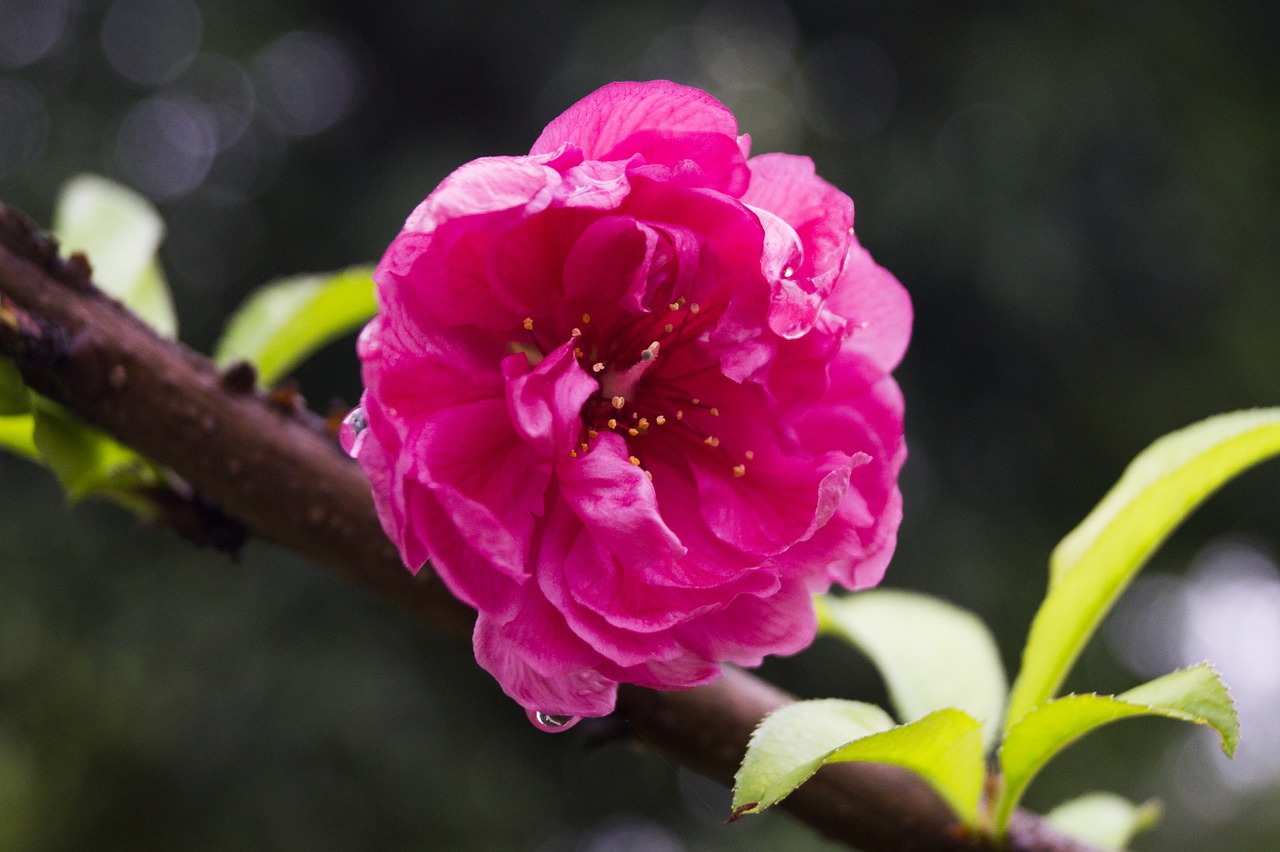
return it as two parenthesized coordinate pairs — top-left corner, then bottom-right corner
(535, 300), (751, 480)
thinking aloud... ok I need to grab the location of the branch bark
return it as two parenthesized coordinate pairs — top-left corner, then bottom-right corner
(0, 202), (1098, 852)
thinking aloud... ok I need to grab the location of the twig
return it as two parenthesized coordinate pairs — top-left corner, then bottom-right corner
(0, 201), (1099, 852)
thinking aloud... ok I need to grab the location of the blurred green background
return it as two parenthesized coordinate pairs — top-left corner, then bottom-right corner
(2, 0), (1278, 849)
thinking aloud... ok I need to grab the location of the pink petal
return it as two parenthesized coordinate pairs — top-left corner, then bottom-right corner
(825, 238), (913, 374)
(535, 503), (688, 667)
(503, 343), (597, 459)
(743, 153), (856, 339)
(557, 432), (685, 570)
(403, 150), (576, 235)
(473, 596), (617, 717)
(608, 653), (721, 691)
(530, 82), (748, 194)
(674, 576), (819, 666)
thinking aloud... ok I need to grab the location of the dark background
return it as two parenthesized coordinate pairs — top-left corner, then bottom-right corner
(1, 1), (1278, 849)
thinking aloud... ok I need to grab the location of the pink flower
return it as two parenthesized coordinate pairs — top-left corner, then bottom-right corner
(346, 81), (911, 724)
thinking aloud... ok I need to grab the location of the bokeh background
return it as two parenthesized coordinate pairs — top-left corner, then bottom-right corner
(2, 0), (1278, 849)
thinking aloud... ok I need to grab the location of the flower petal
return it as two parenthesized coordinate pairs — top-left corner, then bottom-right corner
(530, 81), (749, 194)
(504, 343), (597, 459)
(674, 576), (819, 666)
(473, 596), (617, 717)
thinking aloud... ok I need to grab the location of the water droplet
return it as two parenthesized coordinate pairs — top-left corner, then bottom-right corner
(527, 709), (582, 733)
(339, 406), (367, 457)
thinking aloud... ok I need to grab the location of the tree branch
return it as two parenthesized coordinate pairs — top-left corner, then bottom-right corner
(0, 202), (1098, 852)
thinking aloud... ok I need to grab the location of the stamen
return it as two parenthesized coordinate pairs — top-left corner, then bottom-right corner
(733, 464), (746, 477)
(704, 436), (720, 447)
(580, 442), (589, 452)
(627, 428), (639, 436)
(571, 327), (582, 337)
(664, 323), (674, 334)
(592, 362), (605, 373)
(628, 455), (641, 466)
(709, 407), (720, 417)
(522, 317), (534, 331)
(745, 450), (755, 460)
(640, 341), (660, 361)
(655, 415), (666, 425)
(587, 429), (599, 439)
(676, 410), (684, 420)
(607, 418), (618, 429)
(689, 303), (701, 314)
(582, 312), (591, 323)
(637, 418), (650, 430)
(669, 302), (680, 312)
(645, 469), (653, 481)
(611, 396), (626, 410)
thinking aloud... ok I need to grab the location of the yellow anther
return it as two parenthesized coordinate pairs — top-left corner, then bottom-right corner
(655, 415), (666, 425)
(745, 450), (755, 460)
(637, 418), (650, 430)
(522, 317), (534, 331)
(569, 449), (577, 458)
(669, 302), (680, 312)
(582, 312), (591, 323)
(571, 327), (582, 337)
(607, 418), (618, 429)
(628, 455), (641, 466)
(691, 398), (700, 405)
(628, 428), (639, 436)
(645, 469), (653, 481)
(573, 347), (584, 358)
(611, 396), (625, 410)
(689, 303), (700, 314)
(587, 429), (599, 439)
(592, 362), (605, 373)
(704, 436), (720, 447)
(733, 464), (746, 477)
(664, 323), (674, 334)
(676, 410), (684, 420)
(710, 407), (720, 417)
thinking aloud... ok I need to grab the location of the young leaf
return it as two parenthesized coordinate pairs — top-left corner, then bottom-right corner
(1007, 408), (1280, 727)
(995, 664), (1237, 834)
(734, 699), (894, 818)
(733, 701), (985, 827)
(52, 175), (177, 337)
(213, 266), (376, 387)
(31, 398), (158, 513)
(818, 590), (1008, 750)
(1044, 792), (1162, 850)
(0, 358), (29, 416)
(0, 415), (39, 461)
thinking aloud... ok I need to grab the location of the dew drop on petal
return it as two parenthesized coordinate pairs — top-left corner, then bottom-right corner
(339, 406), (368, 457)
(527, 709), (582, 733)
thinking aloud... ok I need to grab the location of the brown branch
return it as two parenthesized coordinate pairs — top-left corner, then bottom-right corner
(0, 202), (1098, 852)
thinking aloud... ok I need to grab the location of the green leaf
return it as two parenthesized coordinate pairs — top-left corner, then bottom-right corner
(52, 175), (177, 337)
(213, 266), (376, 386)
(995, 664), (1237, 834)
(1044, 792), (1162, 850)
(1007, 408), (1280, 727)
(0, 415), (39, 461)
(733, 701), (985, 827)
(818, 590), (1008, 750)
(0, 358), (29, 416)
(30, 398), (158, 512)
